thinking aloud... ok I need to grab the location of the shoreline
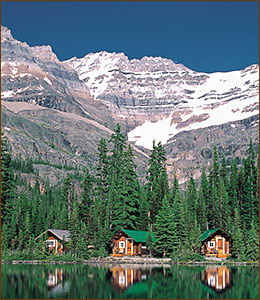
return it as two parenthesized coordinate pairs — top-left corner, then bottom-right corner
(1, 256), (259, 266)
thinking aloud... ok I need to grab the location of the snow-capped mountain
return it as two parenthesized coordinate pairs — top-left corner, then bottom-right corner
(1, 25), (259, 184)
(65, 51), (259, 150)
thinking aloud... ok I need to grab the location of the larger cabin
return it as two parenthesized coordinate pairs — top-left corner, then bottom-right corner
(110, 229), (156, 256)
(35, 229), (70, 254)
(200, 228), (231, 258)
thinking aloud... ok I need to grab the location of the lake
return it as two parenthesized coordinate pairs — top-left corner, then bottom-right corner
(1, 263), (259, 299)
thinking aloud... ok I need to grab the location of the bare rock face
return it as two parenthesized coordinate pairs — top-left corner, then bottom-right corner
(1, 25), (259, 185)
(1, 25), (90, 116)
(165, 115), (259, 185)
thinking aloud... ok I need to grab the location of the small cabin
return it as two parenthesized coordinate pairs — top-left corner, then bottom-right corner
(200, 228), (231, 258)
(110, 229), (156, 256)
(35, 229), (70, 254)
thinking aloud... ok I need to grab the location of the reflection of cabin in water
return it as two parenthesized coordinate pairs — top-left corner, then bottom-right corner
(35, 229), (70, 254)
(110, 266), (150, 293)
(201, 266), (231, 292)
(200, 228), (231, 258)
(110, 229), (156, 256)
(46, 268), (69, 297)
(47, 269), (63, 288)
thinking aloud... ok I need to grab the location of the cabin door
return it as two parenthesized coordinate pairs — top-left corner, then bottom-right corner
(126, 239), (133, 255)
(217, 238), (223, 257)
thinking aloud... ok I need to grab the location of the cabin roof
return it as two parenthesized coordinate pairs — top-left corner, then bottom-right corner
(200, 228), (231, 241)
(49, 229), (70, 241)
(35, 229), (70, 242)
(121, 229), (156, 242)
(200, 228), (220, 241)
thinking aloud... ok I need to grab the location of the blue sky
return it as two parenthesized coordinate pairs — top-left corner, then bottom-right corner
(1, 1), (259, 73)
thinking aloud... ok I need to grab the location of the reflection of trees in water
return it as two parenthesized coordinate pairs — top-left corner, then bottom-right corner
(1, 264), (259, 299)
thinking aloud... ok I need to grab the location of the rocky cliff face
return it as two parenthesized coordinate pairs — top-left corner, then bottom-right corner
(65, 51), (259, 150)
(1, 25), (90, 116)
(1, 25), (259, 185)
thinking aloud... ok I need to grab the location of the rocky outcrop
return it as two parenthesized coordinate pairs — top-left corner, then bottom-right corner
(1, 25), (259, 185)
(1, 25), (90, 116)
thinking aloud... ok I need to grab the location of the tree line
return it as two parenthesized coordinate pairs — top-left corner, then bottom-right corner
(1, 126), (259, 260)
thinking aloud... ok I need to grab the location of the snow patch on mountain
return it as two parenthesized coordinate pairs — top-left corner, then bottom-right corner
(128, 93), (259, 150)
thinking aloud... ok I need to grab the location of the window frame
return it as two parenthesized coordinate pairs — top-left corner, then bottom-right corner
(208, 241), (215, 248)
(119, 241), (125, 248)
(46, 240), (55, 247)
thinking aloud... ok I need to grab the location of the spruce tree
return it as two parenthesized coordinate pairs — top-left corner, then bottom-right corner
(113, 145), (140, 231)
(154, 195), (178, 257)
(172, 190), (186, 243)
(245, 220), (259, 261)
(185, 176), (197, 231)
(232, 208), (245, 260)
(68, 202), (80, 257)
(61, 173), (76, 217)
(146, 140), (168, 227)
(79, 168), (94, 225)
(197, 168), (208, 231)
(1, 132), (15, 225)
(188, 217), (201, 254)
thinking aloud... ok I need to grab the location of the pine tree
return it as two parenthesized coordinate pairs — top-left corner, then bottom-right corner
(1, 132), (15, 225)
(77, 222), (89, 259)
(96, 138), (110, 200)
(228, 159), (239, 215)
(169, 175), (179, 204)
(154, 195), (178, 257)
(219, 178), (230, 231)
(145, 222), (154, 257)
(188, 217), (201, 254)
(1, 223), (9, 252)
(61, 173), (76, 217)
(112, 145), (140, 231)
(245, 220), (259, 261)
(208, 146), (221, 228)
(109, 123), (127, 179)
(79, 168), (94, 225)
(197, 168), (208, 232)
(172, 190), (186, 243)
(241, 176), (253, 230)
(146, 141), (168, 227)
(137, 185), (149, 230)
(68, 202), (80, 257)
(185, 176), (197, 232)
(232, 208), (245, 260)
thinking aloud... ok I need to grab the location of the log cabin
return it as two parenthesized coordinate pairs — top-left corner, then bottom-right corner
(200, 228), (231, 258)
(110, 229), (156, 256)
(35, 229), (70, 254)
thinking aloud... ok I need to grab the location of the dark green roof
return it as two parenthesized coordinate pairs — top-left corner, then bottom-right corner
(200, 228), (220, 241)
(122, 229), (156, 242)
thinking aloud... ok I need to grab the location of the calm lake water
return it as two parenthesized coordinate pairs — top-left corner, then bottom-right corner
(1, 263), (259, 299)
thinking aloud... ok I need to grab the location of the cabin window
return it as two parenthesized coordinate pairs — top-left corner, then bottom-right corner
(208, 241), (215, 248)
(46, 240), (55, 247)
(119, 241), (125, 248)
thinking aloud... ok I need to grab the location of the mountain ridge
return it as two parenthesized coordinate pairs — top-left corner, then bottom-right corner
(1, 24), (259, 185)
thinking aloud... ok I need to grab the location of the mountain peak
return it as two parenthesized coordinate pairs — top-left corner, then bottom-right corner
(1, 25), (14, 42)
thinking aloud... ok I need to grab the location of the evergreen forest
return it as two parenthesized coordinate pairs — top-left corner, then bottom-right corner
(1, 125), (259, 261)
